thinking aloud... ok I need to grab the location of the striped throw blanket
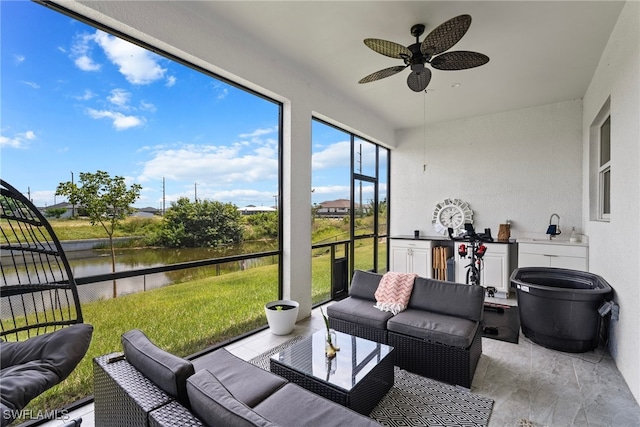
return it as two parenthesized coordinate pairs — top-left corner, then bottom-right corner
(374, 272), (418, 315)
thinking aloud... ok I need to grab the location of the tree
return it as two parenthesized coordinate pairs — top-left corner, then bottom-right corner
(159, 197), (243, 248)
(56, 171), (141, 298)
(44, 207), (68, 218)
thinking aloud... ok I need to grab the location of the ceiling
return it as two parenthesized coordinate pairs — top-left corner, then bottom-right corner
(176, 1), (623, 130)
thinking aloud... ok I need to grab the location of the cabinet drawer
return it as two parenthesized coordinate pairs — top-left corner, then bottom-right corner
(518, 243), (587, 258)
(393, 240), (433, 250)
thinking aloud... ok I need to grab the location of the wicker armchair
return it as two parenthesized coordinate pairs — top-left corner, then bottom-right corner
(1, 179), (93, 426)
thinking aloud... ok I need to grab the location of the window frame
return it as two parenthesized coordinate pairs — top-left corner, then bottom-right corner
(589, 98), (611, 222)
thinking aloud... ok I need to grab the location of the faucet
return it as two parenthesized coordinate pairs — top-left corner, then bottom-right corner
(547, 213), (561, 240)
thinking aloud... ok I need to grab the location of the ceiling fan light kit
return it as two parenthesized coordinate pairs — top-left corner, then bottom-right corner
(359, 14), (489, 92)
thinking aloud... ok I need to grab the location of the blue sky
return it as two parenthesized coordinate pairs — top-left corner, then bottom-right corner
(0, 1), (379, 209)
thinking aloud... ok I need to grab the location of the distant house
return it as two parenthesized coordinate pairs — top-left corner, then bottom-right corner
(38, 202), (74, 219)
(315, 199), (372, 218)
(238, 205), (276, 215)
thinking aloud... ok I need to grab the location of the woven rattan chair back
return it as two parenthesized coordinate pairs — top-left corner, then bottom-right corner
(1, 179), (83, 341)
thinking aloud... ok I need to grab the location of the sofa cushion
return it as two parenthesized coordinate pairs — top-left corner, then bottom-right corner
(408, 278), (485, 321)
(192, 348), (287, 408)
(254, 383), (380, 427)
(121, 329), (194, 406)
(187, 369), (277, 427)
(326, 297), (394, 330)
(387, 309), (479, 348)
(348, 270), (383, 301)
(0, 324), (93, 419)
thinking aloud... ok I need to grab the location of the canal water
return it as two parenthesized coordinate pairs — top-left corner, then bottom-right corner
(6, 241), (278, 305)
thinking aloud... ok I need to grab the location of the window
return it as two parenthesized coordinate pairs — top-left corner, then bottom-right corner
(311, 118), (390, 304)
(589, 98), (611, 221)
(599, 116), (611, 219)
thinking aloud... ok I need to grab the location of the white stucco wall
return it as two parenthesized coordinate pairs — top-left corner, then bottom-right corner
(391, 100), (583, 240)
(582, 1), (640, 402)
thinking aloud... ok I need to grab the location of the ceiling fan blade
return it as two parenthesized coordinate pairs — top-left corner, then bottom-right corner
(421, 14), (472, 56)
(406, 68), (432, 92)
(430, 51), (489, 70)
(358, 65), (408, 84)
(364, 38), (412, 59)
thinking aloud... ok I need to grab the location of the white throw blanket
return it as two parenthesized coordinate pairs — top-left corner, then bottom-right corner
(374, 272), (418, 315)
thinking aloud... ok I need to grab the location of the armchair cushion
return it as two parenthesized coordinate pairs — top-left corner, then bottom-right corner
(121, 329), (194, 406)
(0, 324), (93, 424)
(186, 369), (277, 427)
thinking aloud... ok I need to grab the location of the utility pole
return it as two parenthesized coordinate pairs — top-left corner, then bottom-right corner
(194, 182), (198, 203)
(162, 177), (166, 215)
(71, 171), (75, 218)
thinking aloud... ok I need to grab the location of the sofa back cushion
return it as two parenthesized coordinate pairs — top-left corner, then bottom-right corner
(187, 369), (278, 427)
(121, 329), (194, 406)
(408, 278), (485, 321)
(349, 270), (383, 301)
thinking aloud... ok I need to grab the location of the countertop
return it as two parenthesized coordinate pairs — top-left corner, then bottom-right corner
(390, 235), (588, 246)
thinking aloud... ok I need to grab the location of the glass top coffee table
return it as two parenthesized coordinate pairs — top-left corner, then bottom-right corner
(269, 329), (394, 415)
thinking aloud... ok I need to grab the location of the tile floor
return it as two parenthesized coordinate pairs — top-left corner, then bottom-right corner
(44, 300), (640, 427)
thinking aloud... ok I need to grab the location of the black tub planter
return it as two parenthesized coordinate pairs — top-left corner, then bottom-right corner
(511, 267), (613, 353)
(265, 300), (299, 335)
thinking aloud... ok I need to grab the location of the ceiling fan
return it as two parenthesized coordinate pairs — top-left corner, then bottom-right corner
(358, 15), (489, 92)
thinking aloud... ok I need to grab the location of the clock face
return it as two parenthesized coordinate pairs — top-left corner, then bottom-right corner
(432, 199), (473, 235)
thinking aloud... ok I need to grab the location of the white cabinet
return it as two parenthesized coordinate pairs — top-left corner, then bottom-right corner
(389, 239), (434, 278)
(455, 242), (513, 297)
(518, 242), (588, 271)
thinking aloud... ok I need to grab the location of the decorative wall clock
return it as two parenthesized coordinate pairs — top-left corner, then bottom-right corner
(432, 198), (473, 236)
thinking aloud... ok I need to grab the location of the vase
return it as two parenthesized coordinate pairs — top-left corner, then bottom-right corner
(325, 328), (337, 358)
(264, 300), (299, 335)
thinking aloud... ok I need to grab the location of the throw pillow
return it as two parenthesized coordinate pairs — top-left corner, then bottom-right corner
(374, 271), (417, 315)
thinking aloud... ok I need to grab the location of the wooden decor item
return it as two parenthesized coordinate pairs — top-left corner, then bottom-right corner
(498, 223), (511, 242)
(432, 246), (451, 280)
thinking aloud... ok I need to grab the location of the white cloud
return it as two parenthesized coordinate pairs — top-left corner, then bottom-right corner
(21, 81), (40, 89)
(139, 101), (157, 112)
(138, 143), (277, 185)
(239, 127), (277, 139)
(14, 54), (25, 64)
(312, 140), (351, 169)
(86, 108), (145, 130)
(108, 88), (131, 108)
(0, 130), (37, 149)
(165, 76), (176, 87)
(74, 55), (101, 71)
(92, 30), (166, 85)
(75, 89), (96, 101)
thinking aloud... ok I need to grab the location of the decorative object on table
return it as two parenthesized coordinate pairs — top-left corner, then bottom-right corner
(498, 221), (511, 242)
(264, 299), (299, 335)
(321, 308), (340, 358)
(432, 198), (473, 236)
(373, 271), (417, 315)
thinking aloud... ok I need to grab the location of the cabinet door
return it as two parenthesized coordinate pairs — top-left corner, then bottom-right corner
(389, 246), (410, 273)
(411, 247), (432, 278)
(481, 253), (507, 292)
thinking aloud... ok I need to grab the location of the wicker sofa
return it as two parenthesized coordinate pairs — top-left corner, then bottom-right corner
(93, 329), (379, 427)
(327, 270), (485, 388)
